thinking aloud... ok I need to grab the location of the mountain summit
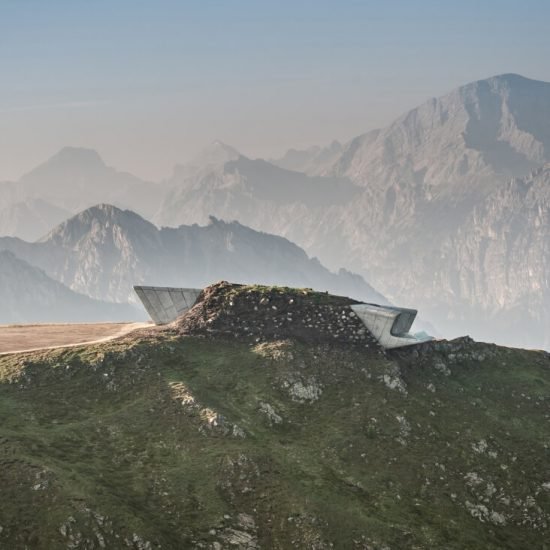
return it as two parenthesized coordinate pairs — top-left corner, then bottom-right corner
(192, 140), (241, 167)
(326, 73), (550, 193)
(3, 147), (162, 224)
(0, 282), (549, 547)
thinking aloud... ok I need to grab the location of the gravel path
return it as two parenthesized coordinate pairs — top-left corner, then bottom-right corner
(0, 322), (151, 355)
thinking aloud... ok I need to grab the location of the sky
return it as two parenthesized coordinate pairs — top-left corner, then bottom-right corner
(1, 0), (549, 181)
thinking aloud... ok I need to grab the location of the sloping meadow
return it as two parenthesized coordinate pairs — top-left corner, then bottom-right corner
(0, 314), (549, 549)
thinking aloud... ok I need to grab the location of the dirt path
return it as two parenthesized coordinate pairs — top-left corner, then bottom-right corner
(0, 322), (151, 355)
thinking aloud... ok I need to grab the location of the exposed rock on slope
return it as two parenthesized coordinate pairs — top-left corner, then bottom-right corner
(0, 285), (548, 548)
(0, 250), (140, 323)
(421, 164), (550, 348)
(175, 281), (380, 349)
(0, 204), (387, 307)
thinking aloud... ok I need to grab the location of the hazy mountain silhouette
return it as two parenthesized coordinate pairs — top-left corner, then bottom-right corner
(0, 250), (141, 323)
(270, 140), (343, 175)
(0, 204), (387, 308)
(0, 147), (163, 228)
(156, 152), (360, 228)
(0, 198), (71, 242)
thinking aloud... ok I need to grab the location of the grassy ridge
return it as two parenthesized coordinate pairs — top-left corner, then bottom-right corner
(0, 332), (549, 549)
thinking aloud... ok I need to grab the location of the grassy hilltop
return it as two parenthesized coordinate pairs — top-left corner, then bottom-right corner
(0, 283), (549, 549)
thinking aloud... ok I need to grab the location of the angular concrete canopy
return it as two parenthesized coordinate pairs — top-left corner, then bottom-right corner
(351, 303), (430, 349)
(134, 286), (202, 325)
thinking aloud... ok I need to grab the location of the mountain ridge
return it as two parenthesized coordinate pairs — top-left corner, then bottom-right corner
(0, 204), (388, 309)
(0, 250), (141, 323)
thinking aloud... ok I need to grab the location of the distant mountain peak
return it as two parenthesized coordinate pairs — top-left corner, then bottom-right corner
(486, 72), (538, 84)
(211, 139), (236, 149)
(45, 146), (106, 169)
(457, 73), (549, 94)
(20, 146), (108, 186)
(191, 141), (242, 167)
(65, 203), (150, 225)
(40, 203), (157, 244)
(170, 141), (243, 181)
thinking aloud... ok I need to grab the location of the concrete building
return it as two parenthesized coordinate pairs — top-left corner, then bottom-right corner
(351, 303), (430, 349)
(134, 286), (202, 325)
(134, 283), (429, 349)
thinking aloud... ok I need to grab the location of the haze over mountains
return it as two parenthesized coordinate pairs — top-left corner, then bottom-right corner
(0, 250), (140, 324)
(0, 147), (162, 241)
(153, 73), (550, 349)
(1, 73), (549, 348)
(0, 204), (385, 323)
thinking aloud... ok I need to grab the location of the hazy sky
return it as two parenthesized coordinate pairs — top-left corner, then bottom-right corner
(1, 0), (549, 181)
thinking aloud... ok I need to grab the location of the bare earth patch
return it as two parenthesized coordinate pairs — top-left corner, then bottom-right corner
(0, 322), (151, 354)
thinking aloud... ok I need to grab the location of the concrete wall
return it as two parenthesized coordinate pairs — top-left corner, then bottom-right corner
(351, 304), (427, 349)
(134, 286), (202, 325)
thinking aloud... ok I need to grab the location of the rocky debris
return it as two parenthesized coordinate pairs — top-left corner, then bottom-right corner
(395, 414), (412, 445)
(169, 381), (246, 438)
(461, 468), (550, 531)
(379, 364), (408, 395)
(391, 336), (501, 373)
(465, 501), (507, 526)
(175, 282), (381, 349)
(258, 402), (283, 425)
(217, 454), (260, 502)
(210, 513), (259, 549)
(57, 507), (142, 550)
(282, 375), (323, 403)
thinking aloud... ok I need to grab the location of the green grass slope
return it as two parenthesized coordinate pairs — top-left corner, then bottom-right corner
(0, 287), (549, 549)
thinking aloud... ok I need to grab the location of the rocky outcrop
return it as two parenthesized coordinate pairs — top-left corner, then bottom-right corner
(175, 281), (381, 349)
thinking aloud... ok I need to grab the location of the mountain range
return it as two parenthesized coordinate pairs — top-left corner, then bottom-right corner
(0, 250), (140, 324)
(0, 204), (386, 316)
(152, 74), (550, 349)
(1, 73), (549, 348)
(0, 147), (162, 241)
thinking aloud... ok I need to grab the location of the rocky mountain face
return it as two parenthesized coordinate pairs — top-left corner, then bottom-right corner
(0, 204), (387, 307)
(1, 283), (549, 548)
(152, 74), (550, 349)
(0, 250), (140, 323)
(156, 149), (360, 229)
(270, 140), (343, 175)
(423, 165), (550, 349)
(329, 74), (550, 190)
